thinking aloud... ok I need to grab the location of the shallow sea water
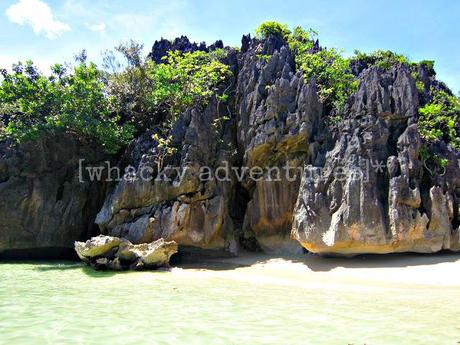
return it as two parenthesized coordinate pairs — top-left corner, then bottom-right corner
(0, 261), (459, 345)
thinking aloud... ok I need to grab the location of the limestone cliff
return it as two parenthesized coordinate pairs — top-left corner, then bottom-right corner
(292, 64), (460, 255)
(1, 32), (459, 258)
(0, 134), (108, 258)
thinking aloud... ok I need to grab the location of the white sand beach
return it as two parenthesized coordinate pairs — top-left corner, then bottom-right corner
(173, 251), (460, 290)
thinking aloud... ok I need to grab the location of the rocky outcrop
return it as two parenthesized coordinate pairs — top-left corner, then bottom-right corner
(347, 64), (419, 120)
(148, 35), (224, 64)
(96, 36), (325, 255)
(95, 93), (239, 254)
(0, 133), (108, 258)
(235, 35), (323, 253)
(98, 37), (460, 257)
(291, 65), (460, 255)
(2, 33), (459, 259)
(75, 234), (124, 260)
(75, 235), (177, 270)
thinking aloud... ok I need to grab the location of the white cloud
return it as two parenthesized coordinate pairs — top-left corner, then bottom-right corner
(6, 0), (71, 39)
(87, 22), (106, 32)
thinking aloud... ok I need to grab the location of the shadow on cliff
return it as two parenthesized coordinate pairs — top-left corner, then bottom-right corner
(299, 251), (460, 272)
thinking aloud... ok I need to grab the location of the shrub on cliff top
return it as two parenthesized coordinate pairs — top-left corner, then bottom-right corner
(419, 60), (436, 77)
(286, 26), (317, 54)
(156, 50), (232, 117)
(289, 27), (357, 115)
(255, 22), (357, 118)
(255, 21), (290, 40)
(295, 47), (358, 112)
(352, 50), (411, 70)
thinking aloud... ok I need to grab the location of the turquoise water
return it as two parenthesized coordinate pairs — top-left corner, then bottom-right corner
(0, 261), (459, 345)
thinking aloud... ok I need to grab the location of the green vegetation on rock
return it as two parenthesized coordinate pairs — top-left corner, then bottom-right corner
(419, 60), (436, 77)
(105, 41), (232, 135)
(419, 144), (449, 175)
(255, 22), (357, 117)
(106, 42), (231, 129)
(352, 50), (411, 70)
(255, 21), (290, 40)
(255, 21), (459, 150)
(295, 48), (357, 112)
(352, 49), (459, 151)
(1, 23), (458, 155)
(418, 87), (460, 150)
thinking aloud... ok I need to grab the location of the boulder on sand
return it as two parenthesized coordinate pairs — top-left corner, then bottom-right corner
(74, 235), (178, 270)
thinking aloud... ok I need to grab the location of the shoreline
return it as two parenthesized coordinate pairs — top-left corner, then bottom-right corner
(2, 250), (460, 290)
(171, 251), (460, 290)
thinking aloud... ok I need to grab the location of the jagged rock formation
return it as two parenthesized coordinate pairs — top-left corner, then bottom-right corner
(291, 65), (460, 255)
(1, 33), (459, 258)
(75, 235), (177, 270)
(73, 35), (460, 256)
(95, 94), (239, 253)
(96, 35), (325, 254)
(235, 35), (323, 253)
(148, 36), (224, 63)
(0, 134), (108, 258)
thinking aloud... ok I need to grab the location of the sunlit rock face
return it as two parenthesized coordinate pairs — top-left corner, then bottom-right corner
(235, 35), (323, 253)
(96, 37), (460, 257)
(2, 34), (459, 259)
(75, 235), (177, 270)
(94, 94), (238, 254)
(291, 65), (460, 256)
(96, 35), (323, 255)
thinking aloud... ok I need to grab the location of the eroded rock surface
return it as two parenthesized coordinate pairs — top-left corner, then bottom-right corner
(235, 36), (323, 252)
(2, 34), (459, 259)
(0, 134), (108, 258)
(96, 35), (325, 254)
(95, 94), (238, 253)
(148, 35), (224, 64)
(75, 235), (177, 270)
(97, 37), (460, 257)
(291, 66), (460, 255)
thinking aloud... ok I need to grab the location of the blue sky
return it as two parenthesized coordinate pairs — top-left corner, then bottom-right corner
(1, 0), (459, 93)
